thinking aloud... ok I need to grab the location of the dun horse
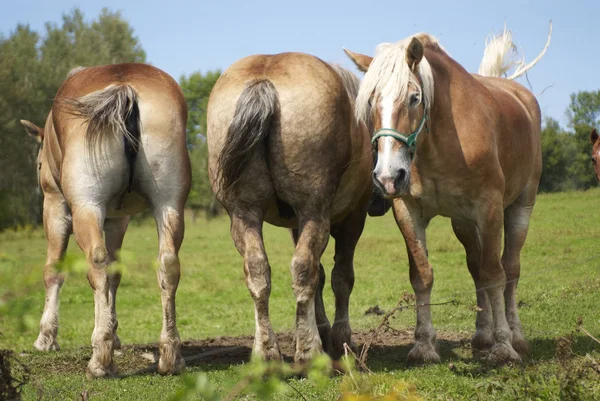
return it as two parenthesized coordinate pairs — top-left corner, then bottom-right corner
(21, 63), (191, 378)
(207, 53), (372, 362)
(344, 26), (550, 364)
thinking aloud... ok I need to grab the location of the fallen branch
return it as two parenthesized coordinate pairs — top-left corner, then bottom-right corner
(343, 343), (372, 374)
(358, 295), (458, 367)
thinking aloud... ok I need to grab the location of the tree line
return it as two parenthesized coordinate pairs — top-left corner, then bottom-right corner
(0, 9), (597, 230)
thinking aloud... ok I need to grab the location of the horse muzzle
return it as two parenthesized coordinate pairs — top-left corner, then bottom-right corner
(373, 168), (410, 198)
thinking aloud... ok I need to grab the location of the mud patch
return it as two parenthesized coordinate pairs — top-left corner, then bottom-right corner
(19, 329), (472, 376)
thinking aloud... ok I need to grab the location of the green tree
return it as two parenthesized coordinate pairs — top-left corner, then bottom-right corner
(566, 90), (600, 191)
(179, 70), (221, 216)
(0, 8), (146, 230)
(539, 117), (576, 192)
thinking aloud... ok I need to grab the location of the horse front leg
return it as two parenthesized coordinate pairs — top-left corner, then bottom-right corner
(393, 199), (439, 364)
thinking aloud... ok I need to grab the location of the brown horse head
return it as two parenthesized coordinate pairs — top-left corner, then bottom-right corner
(591, 128), (600, 180)
(345, 35), (435, 197)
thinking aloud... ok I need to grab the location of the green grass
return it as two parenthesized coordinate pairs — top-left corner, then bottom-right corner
(1, 189), (600, 400)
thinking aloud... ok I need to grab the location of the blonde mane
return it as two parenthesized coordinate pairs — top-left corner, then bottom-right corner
(355, 34), (436, 123)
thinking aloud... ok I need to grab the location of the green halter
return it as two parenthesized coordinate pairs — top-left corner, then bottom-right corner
(370, 80), (429, 152)
(371, 111), (428, 152)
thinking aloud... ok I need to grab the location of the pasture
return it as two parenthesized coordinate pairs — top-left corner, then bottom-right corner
(1, 189), (600, 400)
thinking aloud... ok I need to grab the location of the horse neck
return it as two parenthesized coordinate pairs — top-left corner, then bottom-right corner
(425, 48), (472, 134)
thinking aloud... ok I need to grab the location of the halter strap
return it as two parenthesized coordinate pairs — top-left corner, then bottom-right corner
(371, 111), (429, 152)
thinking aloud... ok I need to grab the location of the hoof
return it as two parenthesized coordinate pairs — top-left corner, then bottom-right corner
(86, 360), (117, 379)
(407, 342), (441, 365)
(34, 336), (60, 351)
(113, 334), (122, 350)
(158, 354), (185, 375)
(471, 330), (494, 351)
(488, 342), (522, 365)
(511, 333), (530, 357)
(331, 323), (354, 360)
(294, 344), (323, 365)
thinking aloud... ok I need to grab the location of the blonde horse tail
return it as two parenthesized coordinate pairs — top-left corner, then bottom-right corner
(66, 84), (141, 191)
(217, 78), (279, 200)
(478, 21), (552, 80)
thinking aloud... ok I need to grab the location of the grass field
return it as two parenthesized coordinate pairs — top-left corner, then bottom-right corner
(1, 189), (600, 400)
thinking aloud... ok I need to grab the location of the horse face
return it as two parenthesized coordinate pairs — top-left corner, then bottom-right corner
(591, 128), (600, 181)
(346, 38), (428, 198)
(370, 87), (424, 197)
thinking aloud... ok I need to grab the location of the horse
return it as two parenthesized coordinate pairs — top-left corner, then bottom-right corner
(20, 63), (191, 378)
(591, 129), (600, 180)
(207, 52), (372, 362)
(343, 25), (550, 364)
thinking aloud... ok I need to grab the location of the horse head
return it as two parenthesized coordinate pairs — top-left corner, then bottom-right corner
(345, 35), (434, 198)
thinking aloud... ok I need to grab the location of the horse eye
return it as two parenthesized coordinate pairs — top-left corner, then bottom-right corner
(409, 93), (420, 107)
(593, 156), (597, 164)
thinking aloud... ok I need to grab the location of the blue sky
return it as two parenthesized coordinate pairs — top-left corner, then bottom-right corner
(2, 0), (598, 127)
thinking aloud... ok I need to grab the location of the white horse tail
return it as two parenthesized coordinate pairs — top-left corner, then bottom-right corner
(478, 21), (552, 80)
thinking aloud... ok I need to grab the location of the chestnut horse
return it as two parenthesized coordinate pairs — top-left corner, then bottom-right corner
(591, 129), (600, 179)
(344, 28), (549, 364)
(21, 63), (191, 378)
(207, 53), (372, 362)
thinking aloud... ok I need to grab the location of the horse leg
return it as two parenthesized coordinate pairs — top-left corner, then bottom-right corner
(153, 205), (186, 375)
(451, 218), (494, 351)
(329, 207), (367, 360)
(231, 210), (281, 360)
(291, 211), (331, 363)
(292, 229), (332, 355)
(34, 193), (71, 351)
(104, 217), (130, 350)
(71, 204), (117, 378)
(502, 197), (535, 357)
(477, 200), (521, 364)
(393, 199), (439, 364)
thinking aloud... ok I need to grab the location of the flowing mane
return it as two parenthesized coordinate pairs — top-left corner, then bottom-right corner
(355, 33), (437, 123)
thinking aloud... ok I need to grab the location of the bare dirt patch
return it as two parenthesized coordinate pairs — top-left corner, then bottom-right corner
(17, 329), (471, 377)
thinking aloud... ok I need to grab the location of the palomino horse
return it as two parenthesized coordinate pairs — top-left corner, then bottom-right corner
(21, 63), (191, 378)
(207, 53), (372, 362)
(344, 26), (550, 363)
(591, 129), (600, 179)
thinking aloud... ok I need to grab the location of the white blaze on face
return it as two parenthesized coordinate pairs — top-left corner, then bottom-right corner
(376, 83), (398, 180)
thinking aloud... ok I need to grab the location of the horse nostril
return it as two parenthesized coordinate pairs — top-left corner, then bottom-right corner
(395, 168), (407, 188)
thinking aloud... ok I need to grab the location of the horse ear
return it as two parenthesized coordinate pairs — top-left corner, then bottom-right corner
(343, 48), (373, 73)
(21, 120), (44, 143)
(406, 37), (424, 71)
(591, 128), (599, 145)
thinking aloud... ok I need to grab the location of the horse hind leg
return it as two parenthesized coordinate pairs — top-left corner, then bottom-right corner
(232, 211), (281, 360)
(153, 205), (186, 375)
(451, 218), (494, 352)
(501, 198), (535, 357)
(291, 209), (331, 363)
(292, 229), (332, 355)
(476, 200), (521, 364)
(34, 193), (71, 352)
(329, 207), (367, 360)
(104, 216), (130, 350)
(70, 204), (118, 378)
